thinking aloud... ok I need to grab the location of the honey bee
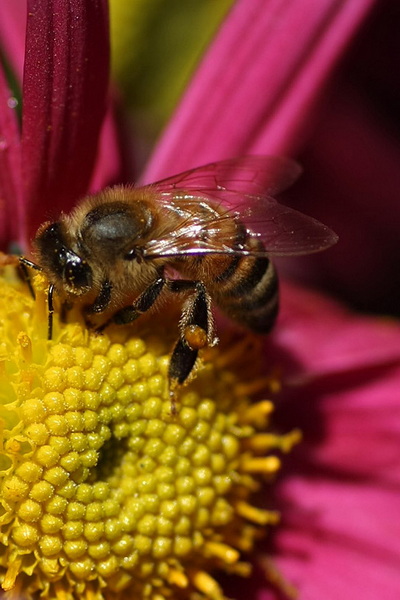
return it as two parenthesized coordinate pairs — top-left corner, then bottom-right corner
(20, 156), (337, 387)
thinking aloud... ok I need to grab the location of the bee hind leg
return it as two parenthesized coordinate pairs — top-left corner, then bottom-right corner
(168, 280), (215, 388)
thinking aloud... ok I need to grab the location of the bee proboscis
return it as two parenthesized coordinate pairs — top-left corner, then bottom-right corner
(18, 156), (337, 389)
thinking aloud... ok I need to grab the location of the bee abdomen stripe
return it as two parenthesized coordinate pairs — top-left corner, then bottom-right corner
(213, 254), (241, 283)
(234, 268), (278, 311)
(212, 221), (248, 284)
(227, 256), (271, 298)
(244, 298), (279, 333)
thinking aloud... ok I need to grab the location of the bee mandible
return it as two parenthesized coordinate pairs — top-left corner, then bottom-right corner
(20, 156), (338, 388)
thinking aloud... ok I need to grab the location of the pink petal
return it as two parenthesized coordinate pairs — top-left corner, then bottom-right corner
(0, 0), (27, 84)
(301, 366), (400, 484)
(21, 0), (109, 242)
(280, 84), (400, 316)
(142, 0), (377, 183)
(0, 64), (22, 248)
(263, 284), (400, 597)
(274, 479), (400, 600)
(270, 281), (400, 382)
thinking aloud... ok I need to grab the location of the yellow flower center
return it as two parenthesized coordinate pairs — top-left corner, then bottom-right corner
(0, 270), (299, 600)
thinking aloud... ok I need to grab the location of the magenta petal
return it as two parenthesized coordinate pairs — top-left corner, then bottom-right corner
(268, 286), (400, 598)
(0, 0), (27, 84)
(143, 0), (377, 183)
(301, 365), (400, 484)
(0, 65), (22, 249)
(271, 281), (400, 382)
(21, 0), (109, 241)
(274, 480), (400, 600)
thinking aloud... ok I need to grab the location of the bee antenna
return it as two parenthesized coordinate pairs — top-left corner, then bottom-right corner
(18, 257), (43, 299)
(19, 256), (43, 272)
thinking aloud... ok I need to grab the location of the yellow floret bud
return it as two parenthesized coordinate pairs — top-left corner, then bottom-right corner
(0, 273), (295, 600)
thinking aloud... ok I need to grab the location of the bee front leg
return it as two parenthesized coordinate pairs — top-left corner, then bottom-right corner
(47, 283), (55, 340)
(83, 280), (113, 329)
(18, 257), (55, 340)
(95, 277), (166, 333)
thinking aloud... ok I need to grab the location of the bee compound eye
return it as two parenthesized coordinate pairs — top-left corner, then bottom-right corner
(64, 258), (92, 292)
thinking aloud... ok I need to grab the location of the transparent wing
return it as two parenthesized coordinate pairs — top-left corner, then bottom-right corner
(151, 155), (301, 197)
(143, 192), (338, 258)
(140, 156), (338, 259)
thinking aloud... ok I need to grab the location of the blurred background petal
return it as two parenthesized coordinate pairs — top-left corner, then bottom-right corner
(282, 1), (400, 316)
(21, 0), (110, 241)
(109, 0), (232, 157)
(0, 64), (22, 247)
(141, 0), (376, 181)
(0, 0), (26, 83)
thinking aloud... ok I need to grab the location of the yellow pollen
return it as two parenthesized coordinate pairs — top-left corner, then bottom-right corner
(243, 429), (302, 453)
(241, 455), (281, 474)
(241, 399), (274, 424)
(167, 569), (188, 588)
(235, 501), (280, 526)
(204, 541), (240, 564)
(227, 561), (252, 578)
(190, 570), (224, 600)
(0, 271), (296, 600)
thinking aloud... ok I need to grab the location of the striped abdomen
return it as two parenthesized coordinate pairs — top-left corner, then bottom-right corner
(209, 245), (278, 333)
(182, 225), (279, 334)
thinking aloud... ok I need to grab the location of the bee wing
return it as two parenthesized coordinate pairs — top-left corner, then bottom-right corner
(234, 194), (338, 256)
(141, 156), (338, 259)
(143, 192), (338, 259)
(151, 155), (301, 197)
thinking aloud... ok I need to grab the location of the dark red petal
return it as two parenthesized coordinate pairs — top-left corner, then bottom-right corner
(21, 0), (109, 241)
(0, 64), (23, 249)
(89, 100), (126, 192)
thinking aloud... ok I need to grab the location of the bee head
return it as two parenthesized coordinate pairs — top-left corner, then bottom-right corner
(34, 222), (92, 296)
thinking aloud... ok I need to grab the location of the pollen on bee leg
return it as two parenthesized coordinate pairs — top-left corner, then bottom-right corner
(183, 324), (208, 350)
